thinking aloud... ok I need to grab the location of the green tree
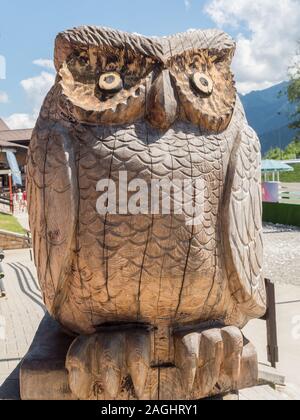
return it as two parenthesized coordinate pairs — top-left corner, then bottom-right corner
(284, 139), (300, 159)
(264, 147), (284, 160)
(264, 140), (300, 160)
(287, 44), (300, 140)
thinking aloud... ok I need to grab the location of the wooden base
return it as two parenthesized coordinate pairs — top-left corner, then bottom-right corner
(20, 314), (258, 400)
(20, 314), (76, 400)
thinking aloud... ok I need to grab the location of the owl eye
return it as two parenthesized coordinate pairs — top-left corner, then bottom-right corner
(190, 72), (213, 95)
(99, 72), (123, 93)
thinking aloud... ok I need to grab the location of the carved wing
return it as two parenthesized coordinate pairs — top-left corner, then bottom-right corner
(27, 118), (78, 317)
(224, 123), (266, 321)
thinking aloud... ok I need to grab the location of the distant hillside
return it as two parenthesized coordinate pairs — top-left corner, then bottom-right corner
(240, 82), (296, 155)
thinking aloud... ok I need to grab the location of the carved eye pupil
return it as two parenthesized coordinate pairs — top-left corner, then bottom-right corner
(190, 72), (213, 95)
(99, 72), (123, 93)
(200, 77), (209, 87)
(105, 75), (116, 84)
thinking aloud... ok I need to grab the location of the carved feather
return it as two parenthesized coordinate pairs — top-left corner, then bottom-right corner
(27, 89), (78, 317)
(223, 122), (266, 321)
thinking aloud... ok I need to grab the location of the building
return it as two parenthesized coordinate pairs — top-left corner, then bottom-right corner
(0, 119), (32, 149)
(0, 118), (31, 192)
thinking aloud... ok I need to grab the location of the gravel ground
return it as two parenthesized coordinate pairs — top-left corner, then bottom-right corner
(263, 223), (300, 286)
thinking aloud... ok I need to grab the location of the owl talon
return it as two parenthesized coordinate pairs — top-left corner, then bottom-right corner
(174, 333), (200, 392)
(66, 329), (151, 400)
(175, 326), (257, 399)
(220, 327), (244, 390)
(198, 329), (224, 397)
(126, 331), (151, 399)
(98, 333), (124, 399)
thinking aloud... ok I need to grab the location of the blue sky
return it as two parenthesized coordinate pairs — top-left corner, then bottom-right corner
(0, 0), (299, 128)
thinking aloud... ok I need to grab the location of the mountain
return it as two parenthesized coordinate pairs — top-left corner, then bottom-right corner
(240, 82), (296, 155)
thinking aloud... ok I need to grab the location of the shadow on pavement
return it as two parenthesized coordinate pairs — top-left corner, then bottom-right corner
(0, 364), (21, 400)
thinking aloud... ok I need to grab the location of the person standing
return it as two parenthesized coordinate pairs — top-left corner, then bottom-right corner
(22, 189), (27, 212)
(16, 188), (23, 213)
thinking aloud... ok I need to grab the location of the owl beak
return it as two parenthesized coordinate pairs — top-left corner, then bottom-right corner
(146, 69), (178, 130)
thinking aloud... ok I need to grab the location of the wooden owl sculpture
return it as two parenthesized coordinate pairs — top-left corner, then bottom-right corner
(27, 26), (266, 400)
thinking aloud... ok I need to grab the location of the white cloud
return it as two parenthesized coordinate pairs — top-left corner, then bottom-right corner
(33, 59), (55, 70)
(184, 0), (191, 10)
(21, 71), (55, 110)
(4, 66), (55, 129)
(4, 113), (36, 129)
(0, 91), (9, 104)
(204, 0), (300, 94)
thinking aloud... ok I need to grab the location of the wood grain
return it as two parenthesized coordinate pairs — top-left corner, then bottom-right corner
(66, 325), (258, 400)
(27, 25), (266, 400)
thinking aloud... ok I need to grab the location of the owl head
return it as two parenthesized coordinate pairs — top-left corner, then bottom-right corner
(54, 26), (236, 132)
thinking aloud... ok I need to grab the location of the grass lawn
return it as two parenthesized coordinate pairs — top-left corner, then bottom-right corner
(280, 164), (300, 183)
(0, 213), (26, 234)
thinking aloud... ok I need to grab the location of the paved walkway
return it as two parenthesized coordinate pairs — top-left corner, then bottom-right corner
(0, 249), (45, 399)
(244, 283), (300, 388)
(264, 224), (300, 287)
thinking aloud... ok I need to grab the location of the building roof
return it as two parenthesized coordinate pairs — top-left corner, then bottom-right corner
(283, 159), (300, 165)
(262, 160), (294, 173)
(0, 118), (32, 146)
(0, 139), (28, 150)
(0, 118), (9, 131)
(0, 128), (32, 143)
